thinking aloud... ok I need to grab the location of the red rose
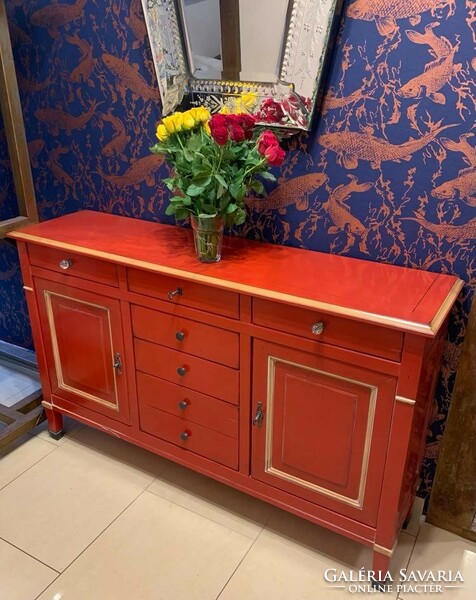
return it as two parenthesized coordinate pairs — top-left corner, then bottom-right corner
(209, 114), (227, 129)
(229, 124), (245, 142)
(259, 98), (285, 123)
(264, 143), (285, 166)
(257, 130), (279, 156)
(237, 114), (256, 139)
(211, 125), (228, 145)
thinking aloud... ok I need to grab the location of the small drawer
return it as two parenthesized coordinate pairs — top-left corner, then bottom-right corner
(137, 372), (238, 438)
(253, 299), (403, 362)
(127, 268), (239, 319)
(135, 339), (240, 404)
(131, 305), (239, 368)
(139, 403), (238, 469)
(28, 245), (118, 287)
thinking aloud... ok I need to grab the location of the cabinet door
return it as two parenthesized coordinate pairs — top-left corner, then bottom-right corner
(251, 340), (397, 526)
(35, 278), (130, 423)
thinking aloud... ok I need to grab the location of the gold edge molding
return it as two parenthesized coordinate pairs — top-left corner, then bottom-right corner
(373, 541), (398, 557)
(264, 355), (378, 510)
(41, 400), (54, 409)
(429, 279), (465, 334)
(44, 290), (120, 412)
(11, 232), (440, 336)
(23, 285), (33, 292)
(396, 395), (416, 406)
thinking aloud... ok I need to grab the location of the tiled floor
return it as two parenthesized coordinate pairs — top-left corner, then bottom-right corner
(0, 420), (475, 600)
(0, 364), (41, 408)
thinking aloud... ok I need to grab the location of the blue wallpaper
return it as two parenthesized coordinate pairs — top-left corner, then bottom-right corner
(1, 0), (475, 503)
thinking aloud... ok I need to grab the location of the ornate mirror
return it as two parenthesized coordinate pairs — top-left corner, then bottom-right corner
(141, 0), (344, 131)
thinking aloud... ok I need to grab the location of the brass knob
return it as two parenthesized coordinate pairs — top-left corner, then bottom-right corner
(175, 331), (185, 342)
(311, 322), (325, 336)
(180, 431), (190, 441)
(168, 287), (183, 300)
(178, 400), (189, 410)
(59, 259), (73, 270)
(177, 366), (187, 377)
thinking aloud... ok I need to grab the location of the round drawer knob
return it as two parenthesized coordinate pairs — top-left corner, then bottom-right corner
(180, 430), (191, 441)
(177, 366), (187, 377)
(178, 400), (189, 410)
(59, 259), (73, 270)
(311, 321), (325, 336)
(175, 331), (185, 342)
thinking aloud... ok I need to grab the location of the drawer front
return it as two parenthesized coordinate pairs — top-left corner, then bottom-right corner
(135, 339), (240, 404)
(253, 298), (403, 362)
(127, 268), (239, 319)
(137, 372), (238, 438)
(28, 244), (118, 288)
(140, 403), (238, 469)
(131, 305), (239, 368)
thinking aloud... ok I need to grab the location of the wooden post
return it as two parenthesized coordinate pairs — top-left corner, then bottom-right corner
(219, 0), (241, 80)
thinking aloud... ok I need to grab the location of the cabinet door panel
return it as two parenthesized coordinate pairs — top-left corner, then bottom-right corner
(35, 278), (130, 423)
(251, 339), (397, 526)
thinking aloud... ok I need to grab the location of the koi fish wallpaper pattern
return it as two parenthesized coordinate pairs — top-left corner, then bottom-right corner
(0, 0), (475, 502)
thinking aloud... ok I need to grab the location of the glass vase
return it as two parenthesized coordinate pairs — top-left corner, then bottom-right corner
(190, 214), (224, 263)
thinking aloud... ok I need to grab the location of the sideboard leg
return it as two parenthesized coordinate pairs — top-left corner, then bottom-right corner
(45, 407), (63, 440)
(371, 551), (391, 592)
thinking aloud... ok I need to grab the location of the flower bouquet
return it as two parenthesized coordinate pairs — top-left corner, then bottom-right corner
(151, 106), (285, 262)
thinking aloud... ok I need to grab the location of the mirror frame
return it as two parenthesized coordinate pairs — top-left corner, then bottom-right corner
(0, 0), (38, 238)
(142, 0), (344, 131)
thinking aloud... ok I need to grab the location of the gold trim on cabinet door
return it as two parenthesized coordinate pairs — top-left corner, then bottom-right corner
(44, 290), (120, 411)
(264, 356), (378, 509)
(396, 395), (416, 406)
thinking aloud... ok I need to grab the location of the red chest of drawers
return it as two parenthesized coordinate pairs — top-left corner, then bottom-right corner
(9, 210), (463, 582)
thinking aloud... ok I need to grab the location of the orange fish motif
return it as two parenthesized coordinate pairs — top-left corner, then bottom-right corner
(321, 85), (373, 115)
(47, 147), (75, 189)
(398, 49), (461, 104)
(35, 101), (99, 136)
(346, 0), (456, 36)
(31, 0), (87, 38)
(431, 170), (476, 206)
(403, 212), (476, 240)
(65, 34), (95, 84)
(102, 54), (160, 101)
(319, 124), (455, 169)
(98, 154), (165, 188)
(406, 22), (453, 59)
(16, 72), (52, 93)
(27, 139), (45, 168)
(101, 110), (131, 160)
(323, 175), (372, 235)
(245, 174), (328, 211)
(126, 0), (147, 49)
(8, 21), (31, 46)
(441, 134), (476, 168)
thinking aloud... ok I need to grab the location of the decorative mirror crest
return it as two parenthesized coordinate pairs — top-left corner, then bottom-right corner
(142, 0), (344, 131)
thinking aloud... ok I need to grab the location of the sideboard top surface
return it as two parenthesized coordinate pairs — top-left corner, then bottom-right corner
(9, 210), (463, 336)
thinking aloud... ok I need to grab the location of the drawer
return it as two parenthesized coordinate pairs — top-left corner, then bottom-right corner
(127, 268), (239, 319)
(131, 305), (239, 368)
(140, 403), (238, 469)
(253, 298), (403, 362)
(137, 372), (238, 438)
(28, 244), (118, 287)
(135, 339), (240, 404)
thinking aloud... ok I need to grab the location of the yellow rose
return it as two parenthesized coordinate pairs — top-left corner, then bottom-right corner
(182, 110), (196, 130)
(163, 112), (183, 133)
(195, 107), (210, 122)
(156, 123), (168, 142)
(219, 106), (232, 114)
(203, 121), (211, 136)
(241, 92), (258, 110)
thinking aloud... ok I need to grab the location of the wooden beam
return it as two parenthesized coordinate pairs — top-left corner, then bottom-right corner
(219, 0), (241, 80)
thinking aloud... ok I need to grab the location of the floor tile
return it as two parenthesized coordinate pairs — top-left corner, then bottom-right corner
(402, 496), (425, 537)
(0, 434), (166, 572)
(0, 433), (54, 490)
(148, 461), (273, 539)
(37, 491), (253, 600)
(28, 414), (84, 446)
(400, 523), (476, 600)
(0, 538), (57, 600)
(0, 364), (41, 407)
(219, 508), (415, 600)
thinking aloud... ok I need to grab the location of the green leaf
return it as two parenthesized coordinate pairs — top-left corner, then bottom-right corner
(250, 179), (264, 194)
(214, 173), (228, 189)
(186, 183), (206, 197)
(234, 207), (246, 225)
(230, 180), (244, 200)
(191, 175), (212, 187)
(169, 195), (185, 203)
(165, 203), (176, 216)
(260, 171), (276, 181)
(187, 134), (202, 151)
(175, 208), (189, 220)
(226, 203), (238, 214)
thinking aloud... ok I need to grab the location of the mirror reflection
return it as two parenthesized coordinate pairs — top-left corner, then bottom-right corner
(181, 0), (290, 85)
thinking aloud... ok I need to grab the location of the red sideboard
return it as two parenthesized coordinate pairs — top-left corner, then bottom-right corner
(9, 210), (463, 583)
